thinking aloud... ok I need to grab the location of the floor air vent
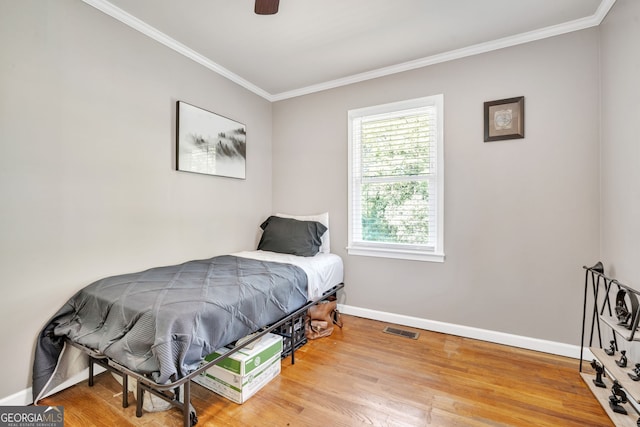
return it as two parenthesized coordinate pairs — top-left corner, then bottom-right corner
(383, 326), (419, 340)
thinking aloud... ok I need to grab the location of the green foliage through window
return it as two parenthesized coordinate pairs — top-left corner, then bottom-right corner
(358, 112), (432, 245)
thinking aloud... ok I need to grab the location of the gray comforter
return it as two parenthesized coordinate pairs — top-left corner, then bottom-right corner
(32, 255), (308, 401)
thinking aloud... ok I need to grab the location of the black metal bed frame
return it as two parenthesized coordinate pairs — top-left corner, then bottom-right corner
(67, 282), (344, 427)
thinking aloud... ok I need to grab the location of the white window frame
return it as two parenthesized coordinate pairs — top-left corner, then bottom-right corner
(347, 95), (444, 262)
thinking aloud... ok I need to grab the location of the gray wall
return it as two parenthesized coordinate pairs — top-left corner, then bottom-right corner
(272, 29), (601, 345)
(0, 1), (272, 399)
(600, 0), (640, 285)
(2, 0), (632, 403)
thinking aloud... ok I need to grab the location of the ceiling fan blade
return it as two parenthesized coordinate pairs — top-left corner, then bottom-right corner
(255, 0), (279, 15)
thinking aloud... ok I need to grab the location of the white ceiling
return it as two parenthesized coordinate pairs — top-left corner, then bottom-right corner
(85, 0), (614, 101)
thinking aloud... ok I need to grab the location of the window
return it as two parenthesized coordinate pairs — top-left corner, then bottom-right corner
(347, 95), (444, 262)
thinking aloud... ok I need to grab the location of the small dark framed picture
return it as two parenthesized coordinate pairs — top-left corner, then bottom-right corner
(484, 96), (524, 142)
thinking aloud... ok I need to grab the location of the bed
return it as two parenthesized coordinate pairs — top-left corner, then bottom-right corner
(32, 214), (344, 426)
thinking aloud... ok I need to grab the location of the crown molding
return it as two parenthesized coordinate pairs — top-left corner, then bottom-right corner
(81, 0), (273, 101)
(83, 0), (616, 103)
(270, 0), (617, 101)
(594, 0), (617, 22)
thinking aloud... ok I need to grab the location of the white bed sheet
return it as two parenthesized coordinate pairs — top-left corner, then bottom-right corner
(231, 250), (344, 300)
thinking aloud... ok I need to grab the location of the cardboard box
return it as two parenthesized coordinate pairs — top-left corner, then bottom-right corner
(193, 333), (283, 403)
(204, 333), (283, 376)
(193, 354), (281, 404)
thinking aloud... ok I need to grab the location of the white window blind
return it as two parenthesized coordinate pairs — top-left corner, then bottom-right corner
(348, 95), (444, 262)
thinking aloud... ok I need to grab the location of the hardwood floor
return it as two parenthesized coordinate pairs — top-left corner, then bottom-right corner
(40, 315), (612, 426)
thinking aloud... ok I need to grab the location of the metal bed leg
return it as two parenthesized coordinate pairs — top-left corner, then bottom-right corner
(122, 374), (129, 408)
(136, 380), (143, 418)
(290, 316), (296, 365)
(88, 357), (94, 387)
(183, 381), (192, 427)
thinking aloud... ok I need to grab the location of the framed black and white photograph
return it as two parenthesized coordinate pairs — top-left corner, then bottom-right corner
(484, 96), (524, 142)
(176, 101), (246, 179)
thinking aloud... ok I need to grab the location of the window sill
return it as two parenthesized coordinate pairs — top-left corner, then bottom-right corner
(346, 246), (445, 263)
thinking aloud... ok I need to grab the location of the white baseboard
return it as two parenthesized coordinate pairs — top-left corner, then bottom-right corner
(0, 366), (105, 406)
(338, 304), (586, 359)
(0, 388), (33, 406)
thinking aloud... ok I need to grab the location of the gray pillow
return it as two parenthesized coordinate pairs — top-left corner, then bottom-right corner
(257, 216), (328, 257)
